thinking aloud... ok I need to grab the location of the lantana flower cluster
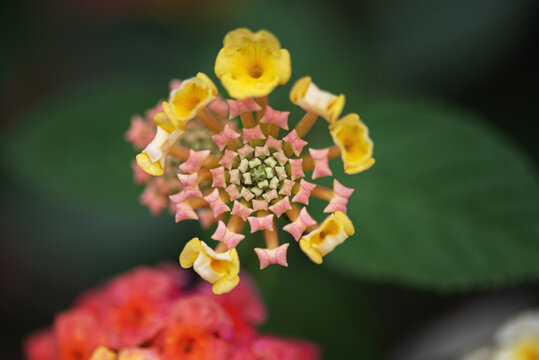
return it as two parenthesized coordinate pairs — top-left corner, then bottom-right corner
(24, 264), (319, 360)
(126, 28), (375, 294)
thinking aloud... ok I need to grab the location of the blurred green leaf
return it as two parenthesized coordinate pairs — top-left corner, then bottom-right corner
(3, 77), (168, 209)
(321, 97), (539, 290)
(1, 77), (197, 285)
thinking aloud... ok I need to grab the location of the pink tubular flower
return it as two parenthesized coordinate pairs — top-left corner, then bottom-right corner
(196, 274), (267, 343)
(152, 296), (234, 360)
(96, 267), (180, 349)
(24, 329), (58, 360)
(54, 309), (103, 360)
(232, 337), (320, 360)
(127, 28), (374, 293)
(140, 185), (169, 216)
(24, 264), (319, 360)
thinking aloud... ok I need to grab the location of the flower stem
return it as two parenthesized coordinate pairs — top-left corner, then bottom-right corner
(254, 96), (268, 120)
(311, 185), (333, 201)
(295, 112), (318, 137)
(240, 112), (256, 128)
(169, 145), (190, 160)
(227, 215), (246, 233)
(188, 197), (209, 209)
(215, 242), (228, 252)
(198, 108), (223, 133)
(285, 204), (301, 222)
(264, 222), (279, 249)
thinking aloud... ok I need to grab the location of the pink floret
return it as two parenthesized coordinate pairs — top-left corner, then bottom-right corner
(283, 208), (316, 241)
(212, 124), (241, 151)
(247, 214), (274, 233)
(283, 130), (307, 156)
(227, 98), (262, 119)
(211, 220), (245, 249)
(254, 244), (289, 270)
(289, 159), (305, 181)
(203, 189), (230, 217)
(231, 201), (254, 221)
(269, 197), (292, 217)
(292, 179), (316, 205)
(309, 148), (332, 179)
(179, 150), (211, 173)
(259, 105), (290, 130)
(243, 125), (266, 142)
(323, 179), (354, 214)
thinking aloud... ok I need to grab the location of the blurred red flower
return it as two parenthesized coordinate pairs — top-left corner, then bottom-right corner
(24, 264), (319, 360)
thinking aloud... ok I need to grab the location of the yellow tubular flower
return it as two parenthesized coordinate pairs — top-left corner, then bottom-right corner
(180, 238), (240, 294)
(136, 124), (184, 176)
(330, 113), (375, 174)
(215, 28), (291, 99)
(491, 338), (539, 360)
(490, 311), (539, 360)
(152, 111), (175, 133)
(290, 76), (345, 123)
(163, 73), (218, 127)
(299, 211), (354, 264)
(514, 338), (539, 360)
(90, 347), (117, 360)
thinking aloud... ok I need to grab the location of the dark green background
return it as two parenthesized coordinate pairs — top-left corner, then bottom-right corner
(1, 0), (538, 359)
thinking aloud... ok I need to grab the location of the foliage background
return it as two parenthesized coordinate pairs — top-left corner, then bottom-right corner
(1, 0), (538, 359)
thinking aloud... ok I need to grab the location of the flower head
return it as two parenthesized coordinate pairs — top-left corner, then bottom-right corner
(127, 28), (375, 293)
(24, 264), (319, 360)
(215, 28), (291, 99)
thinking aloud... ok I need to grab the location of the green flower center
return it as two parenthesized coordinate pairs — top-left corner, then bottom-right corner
(226, 149), (291, 202)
